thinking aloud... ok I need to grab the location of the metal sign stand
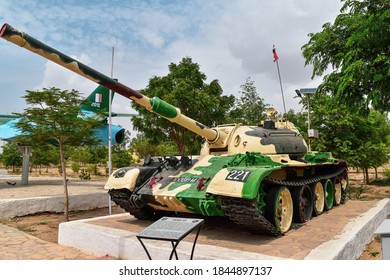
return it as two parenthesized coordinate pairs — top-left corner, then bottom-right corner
(137, 217), (204, 260)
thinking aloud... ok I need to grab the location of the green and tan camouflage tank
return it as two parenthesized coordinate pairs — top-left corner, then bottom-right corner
(105, 111), (348, 235)
(1, 23), (349, 235)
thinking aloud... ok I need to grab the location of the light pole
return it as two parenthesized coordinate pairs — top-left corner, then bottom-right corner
(295, 88), (317, 152)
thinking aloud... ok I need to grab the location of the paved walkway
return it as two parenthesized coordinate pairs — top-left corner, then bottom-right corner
(0, 224), (100, 260)
(0, 174), (111, 260)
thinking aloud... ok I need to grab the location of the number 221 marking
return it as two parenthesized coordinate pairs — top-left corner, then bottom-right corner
(225, 170), (252, 182)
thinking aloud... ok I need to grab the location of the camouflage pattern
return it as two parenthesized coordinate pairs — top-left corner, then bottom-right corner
(1, 23), (349, 235)
(105, 150), (345, 219)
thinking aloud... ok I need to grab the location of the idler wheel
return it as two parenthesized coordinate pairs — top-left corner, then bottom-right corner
(333, 176), (342, 206)
(323, 179), (334, 211)
(265, 186), (293, 234)
(340, 172), (349, 204)
(292, 185), (313, 223)
(311, 181), (325, 216)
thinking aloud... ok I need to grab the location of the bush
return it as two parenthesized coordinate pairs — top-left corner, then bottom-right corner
(79, 169), (91, 180)
(86, 164), (100, 175)
(383, 168), (390, 180)
(71, 162), (80, 174)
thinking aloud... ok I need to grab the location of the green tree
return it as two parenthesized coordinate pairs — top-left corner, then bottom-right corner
(309, 93), (390, 183)
(86, 146), (108, 165)
(30, 144), (59, 173)
(131, 57), (235, 155)
(112, 148), (132, 168)
(284, 109), (308, 138)
(69, 147), (92, 166)
(129, 133), (178, 161)
(302, 0), (390, 112)
(111, 132), (133, 168)
(229, 77), (269, 125)
(356, 110), (390, 182)
(16, 87), (101, 221)
(70, 139), (131, 174)
(0, 141), (22, 171)
(111, 130), (133, 168)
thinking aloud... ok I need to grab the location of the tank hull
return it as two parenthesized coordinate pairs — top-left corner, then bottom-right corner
(106, 152), (348, 235)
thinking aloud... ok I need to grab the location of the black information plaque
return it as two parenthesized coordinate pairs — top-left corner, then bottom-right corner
(136, 216), (204, 260)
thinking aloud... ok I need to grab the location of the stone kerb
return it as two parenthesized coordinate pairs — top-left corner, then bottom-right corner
(0, 193), (110, 219)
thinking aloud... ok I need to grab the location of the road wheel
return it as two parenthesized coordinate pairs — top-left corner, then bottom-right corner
(323, 179), (334, 211)
(266, 186), (293, 234)
(311, 181), (324, 216)
(292, 185), (313, 223)
(341, 172), (349, 204)
(333, 177), (342, 206)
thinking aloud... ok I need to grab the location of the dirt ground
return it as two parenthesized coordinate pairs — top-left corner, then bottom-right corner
(347, 167), (390, 260)
(1, 167), (389, 260)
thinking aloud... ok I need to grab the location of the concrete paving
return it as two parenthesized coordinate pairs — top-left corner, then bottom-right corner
(1, 174), (389, 260)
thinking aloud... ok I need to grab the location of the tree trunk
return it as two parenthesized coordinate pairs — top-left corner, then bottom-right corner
(180, 137), (186, 155)
(171, 130), (186, 155)
(364, 167), (370, 184)
(59, 142), (69, 222)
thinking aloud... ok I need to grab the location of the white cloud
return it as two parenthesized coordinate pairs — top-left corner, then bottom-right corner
(38, 54), (96, 94)
(0, 0), (344, 135)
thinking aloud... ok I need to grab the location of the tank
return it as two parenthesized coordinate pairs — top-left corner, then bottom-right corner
(1, 23), (349, 235)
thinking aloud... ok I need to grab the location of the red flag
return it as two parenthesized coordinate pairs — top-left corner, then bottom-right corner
(272, 45), (279, 62)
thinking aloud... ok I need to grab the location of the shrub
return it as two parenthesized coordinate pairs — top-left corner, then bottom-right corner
(71, 162), (80, 174)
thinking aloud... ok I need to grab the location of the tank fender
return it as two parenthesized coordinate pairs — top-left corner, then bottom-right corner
(206, 166), (282, 199)
(104, 166), (157, 191)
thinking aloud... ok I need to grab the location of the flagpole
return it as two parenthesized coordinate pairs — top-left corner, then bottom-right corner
(272, 45), (287, 123)
(108, 46), (114, 215)
(275, 59), (287, 117)
(109, 46), (114, 176)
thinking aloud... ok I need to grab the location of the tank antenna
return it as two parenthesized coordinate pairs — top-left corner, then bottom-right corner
(272, 45), (287, 126)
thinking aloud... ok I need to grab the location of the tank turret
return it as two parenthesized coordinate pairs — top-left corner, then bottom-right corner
(1, 23), (349, 236)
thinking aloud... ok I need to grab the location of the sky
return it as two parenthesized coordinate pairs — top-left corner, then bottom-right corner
(0, 0), (344, 139)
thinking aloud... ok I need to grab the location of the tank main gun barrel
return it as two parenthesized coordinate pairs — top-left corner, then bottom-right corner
(0, 23), (223, 145)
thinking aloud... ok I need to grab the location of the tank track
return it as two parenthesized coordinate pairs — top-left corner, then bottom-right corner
(109, 167), (348, 236)
(108, 190), (132, 211)
(108, 190), (158, 220)
(221, 197), (282, 236)
(220, 167), (348, 236)
(264, 167), (347, 186)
